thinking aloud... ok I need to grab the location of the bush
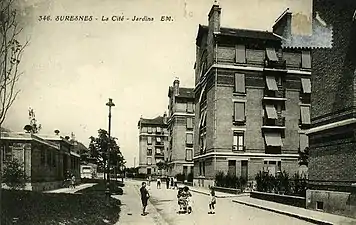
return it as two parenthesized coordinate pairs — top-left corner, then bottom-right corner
(214, 171), (247, 189)
(255, 171), (308, 196)
(2, 158), (28, 190)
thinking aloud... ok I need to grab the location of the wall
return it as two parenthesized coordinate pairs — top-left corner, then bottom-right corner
(251, 191), (306, 208)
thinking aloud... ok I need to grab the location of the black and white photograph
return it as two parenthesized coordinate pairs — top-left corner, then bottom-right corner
(1, 0), (356, 224)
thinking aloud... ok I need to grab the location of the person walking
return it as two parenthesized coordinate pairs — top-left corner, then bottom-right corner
(156, 177), (161, 189)
(170, 177), (174, 189)
(173, 177), (178, 189)
(71, 174), (76, 189)
(166, 177), (170, 189)
(140, 182), (150, 216)
(208, 187), (216, 214)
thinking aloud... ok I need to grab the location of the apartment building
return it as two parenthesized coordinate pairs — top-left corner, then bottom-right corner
(137, 114), (169, 175)
(167, 78), (195, 177)
(193, 4), (311, 188)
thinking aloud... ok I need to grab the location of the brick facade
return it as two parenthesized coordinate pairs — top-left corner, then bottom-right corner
(137, 115), (169, 175)
(193, 4), (309, 188)
(303, 0), (356, 218)
(167, 79), (195, 177)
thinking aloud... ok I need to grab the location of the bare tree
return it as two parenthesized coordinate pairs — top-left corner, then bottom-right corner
(0, 1), (28, 224)
(0, 0), (28, 126)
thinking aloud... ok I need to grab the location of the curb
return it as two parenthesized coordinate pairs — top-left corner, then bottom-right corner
(232, 199), (333, 225)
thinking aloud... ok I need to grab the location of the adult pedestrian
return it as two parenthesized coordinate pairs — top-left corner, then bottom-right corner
(173, 177), (178, 189)
(166, 177), (170, 189)
(71, 174), (76, 189)
(170, 177), (174, 189)
(140, 182), (150, 216)
(156, 177), (161, 189)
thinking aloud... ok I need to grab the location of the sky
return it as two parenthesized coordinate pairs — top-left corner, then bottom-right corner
(4, 0), (311, 167)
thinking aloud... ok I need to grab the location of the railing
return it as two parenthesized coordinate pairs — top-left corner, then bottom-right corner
(264, 59), (287, 69)
(232, 116), (246, 125)
(232, 145), (246, 152)
(263, 116), (286, 127)
(264, 88), (286, 98)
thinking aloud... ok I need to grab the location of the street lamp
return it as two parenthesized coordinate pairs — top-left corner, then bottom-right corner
(106, 98), (115, 196)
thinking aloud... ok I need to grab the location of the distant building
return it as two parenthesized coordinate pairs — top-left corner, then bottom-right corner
(0, 132), (80, 191)
(167, 78), (195, 177)
(193, 4), (311, 188)
(301, 0), (356, 218)
(137, 114), (169, 175)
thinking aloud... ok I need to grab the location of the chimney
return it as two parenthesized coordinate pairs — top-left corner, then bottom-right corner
(163, 111), (168, 124)
(208, 3), (221, 33)
(173, 78), (180, 96)
(272, 9), (292, 37)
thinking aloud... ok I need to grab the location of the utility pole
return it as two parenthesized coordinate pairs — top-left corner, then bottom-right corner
(105, 98), (115, 196)
(134, 157), (136, 168)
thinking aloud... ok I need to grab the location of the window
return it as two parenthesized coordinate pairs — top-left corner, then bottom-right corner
(264, 132), (283, 147)
(228, 160), (236, 176)
(147, 136), (152, 145)
(236, 44), (246, 63)
(300, 106), (311, 125)
(147, 157), (152, 165)
(152, 127), (156, 133)
(234, 73), (245, 93)
(316, 201), (324, 210)
(186, 149), (193, 161)
(301, 51), (311, 69)
(40, 148), (45, 165)
(186, 117), (194, 129)
(186, 133), (193, 145)
(147, 148), (152, 156)
(156, 137), (161, 143)
(156, 148), (161, 154)
(265, 105), (278, 119)
(156, 127), (161, 133)
(187, 102), (194, 113)
(301, 78), (311, 94)
(142, 127), (148, 133)
(266, 47), (278, 61)
(234, 102), (245, 122)
(233, 132), (244, 151)
(299, 134), (309, 152)
(266, 76), (278, 91)
(148, 127), (152, 133)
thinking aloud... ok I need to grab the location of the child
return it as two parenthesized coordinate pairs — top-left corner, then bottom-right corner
(208, 188), (216, 214)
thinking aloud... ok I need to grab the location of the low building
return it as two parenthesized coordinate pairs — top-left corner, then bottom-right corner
(0, 132), (80, 191)
(167, 78), (195, 177)
(192, 4), (311, 188)
(137, 114), (169, 175)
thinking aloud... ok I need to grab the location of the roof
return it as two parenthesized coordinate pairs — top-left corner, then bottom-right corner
(0, 132), (60, 149)
(138, 116), (167, 127)
(38, 134), (74, 145)
(196, 25), (281, 45)
(168, 87), (195, 98)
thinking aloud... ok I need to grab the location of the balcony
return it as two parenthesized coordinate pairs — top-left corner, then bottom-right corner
(232, 145), (246, 152)
(262, 116), (286, 129)
(155, 152), (164, 158)
(155, 142), (164, 147)
(263, 88), (287, 100)
(264, 58), (287, 70)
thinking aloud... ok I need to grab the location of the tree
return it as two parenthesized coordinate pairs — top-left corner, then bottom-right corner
(88, 129), (125, 181)
(2, 158), (28, 190)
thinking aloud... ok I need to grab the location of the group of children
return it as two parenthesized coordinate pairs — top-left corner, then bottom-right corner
(176, 185), (217, 214)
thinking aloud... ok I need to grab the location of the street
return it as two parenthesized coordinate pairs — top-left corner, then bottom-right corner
(120, 180), (314, 225)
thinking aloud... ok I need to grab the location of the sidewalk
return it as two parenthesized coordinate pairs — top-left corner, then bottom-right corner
(232, 196), (356, 225)
(115, 181), (168, 225)
(43, 183), (97, 194)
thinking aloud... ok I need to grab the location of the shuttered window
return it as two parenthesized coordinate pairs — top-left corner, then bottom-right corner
(266, 76), (278, 91)
(186, 149), (193, 161)
(186, 133), (193, 145)
(187, 117), (194, 129)
(147, 136), (152, 144)
(187, 102), (194, 113)
(301, 51), (311, 69)
(266, 47), (278, 61)
(301, 78), (311, 94)
(299, 134), (309, 152)
(236, 45), (246, 63)
(300, 106), (311, 124)
(234, 73), (245, 93)
(234, 102), (245, 122)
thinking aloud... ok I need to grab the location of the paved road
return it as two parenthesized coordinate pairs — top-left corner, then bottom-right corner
(121, 180), (314, 225)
